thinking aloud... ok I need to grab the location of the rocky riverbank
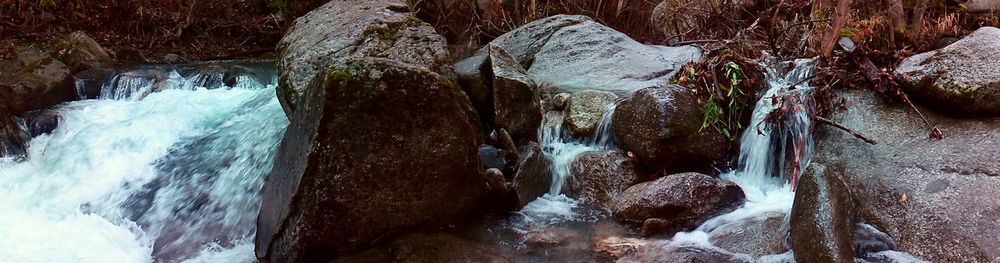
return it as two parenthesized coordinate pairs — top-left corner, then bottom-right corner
(3, 0), (999, 262)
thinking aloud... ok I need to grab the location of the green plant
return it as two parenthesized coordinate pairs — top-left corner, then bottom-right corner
(698, 61), (748, 140)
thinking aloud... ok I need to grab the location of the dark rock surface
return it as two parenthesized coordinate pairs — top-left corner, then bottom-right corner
(790, 163), (856, 263)
(332, 233), (510, 263)
(487, 44), (542, 144)
(814, 90), (1000, 262)
(612, 172), (745, 236)
(611, 85), (727, 172)
(53, 31), (113, 73)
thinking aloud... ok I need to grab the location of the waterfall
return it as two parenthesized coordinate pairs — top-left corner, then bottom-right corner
(0, 62), (286, 263)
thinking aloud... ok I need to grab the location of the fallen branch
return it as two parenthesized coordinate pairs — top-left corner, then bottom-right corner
(814, 115), (878, 145)
(899, 91), (944, 140)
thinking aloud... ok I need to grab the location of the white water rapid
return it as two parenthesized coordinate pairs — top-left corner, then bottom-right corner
(0, 63), (286, 263)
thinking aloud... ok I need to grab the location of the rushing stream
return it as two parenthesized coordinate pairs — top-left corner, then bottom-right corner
(0, 62), (285, 263)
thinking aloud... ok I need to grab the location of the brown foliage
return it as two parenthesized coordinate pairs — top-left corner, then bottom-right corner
(0, 0), (327, 62)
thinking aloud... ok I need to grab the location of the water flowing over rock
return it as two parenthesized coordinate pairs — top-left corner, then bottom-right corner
(274, 0), (452, 115)
(564, 90), (618, 138)
(708, 210), (789, 257)
(814, 90), (1000, 262)
(895, 26), (1000, 116)
(512, 142), (554, 207)
(611, 85), (727, 172)
(256, 2), (489, 260)
(790, 163), (857, 263)
(567, 150), (640, 208)
(612, 172), (745, 236)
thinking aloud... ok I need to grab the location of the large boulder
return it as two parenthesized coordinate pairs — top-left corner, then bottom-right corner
(790, 163), (856, 263)
(611, 85), (727, 172)
(965, 0), (1000, 12)
(612, 173), (745, 236)
(814, 90), (1000, 262)
(511, 142), (554, 206)
(708, 210), (789, 258)
(895, 27), (1000, 116)
(455, 14), (700, 95)
(53, 31), (113, 73)
(274, 0), (451, 115)
(567, 150), (640, 208)
(564, 90), (618, 137)
(256, 1), (490, 261)
(0, 107), (27, 158)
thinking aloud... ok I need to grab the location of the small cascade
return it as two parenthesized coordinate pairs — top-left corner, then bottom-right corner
(87, 61), (277, 101)
(0, 61), (285, 262)
(516, 101), (620, 226)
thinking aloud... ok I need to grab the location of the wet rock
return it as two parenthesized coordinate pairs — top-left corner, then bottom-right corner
(488, 44), (542, 144)
(479, 144), (506, 170)
(0, 108), (28, 158)
(72, 67), (114, 99)
(24, 110), (59, 137)
(0, 46), (73, 115)
(814, 90), (1000, 262)
(53, 31), (112, 73)
(275, 0), (451, 115)
(965, 0), (1000, 13)
(790, 163), (856, 263)
(859, 251), (931, 263)
(611, 85), (727, 172)
(619, 242), (753, 263)
(567, 150), (640, 208)
(708, 210), (789, 257)
(650, 0), (720, 44)
(564, 90), (617, 137)
(512, 142), (553, 207)
(520, 226), (591, 262)
(457, 14), (699, 95)
(552, 93), (570, 110)
(332, 233), (510, 263)
(895, 27), (1000, 116)
(258, 5), (488, 259)
(592, 236), (647, 261)
(853, 223), (896, 257)
(612, 172), (745, 236)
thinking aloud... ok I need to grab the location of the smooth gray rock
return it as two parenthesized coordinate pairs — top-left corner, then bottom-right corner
(709, 210), (789, 257)
(512, 142), (553, 207)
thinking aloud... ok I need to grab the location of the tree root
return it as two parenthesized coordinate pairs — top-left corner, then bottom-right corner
(813, 115), (878, 145)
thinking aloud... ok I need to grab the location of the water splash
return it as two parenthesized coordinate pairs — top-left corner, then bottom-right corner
(0, 62), (285, 262)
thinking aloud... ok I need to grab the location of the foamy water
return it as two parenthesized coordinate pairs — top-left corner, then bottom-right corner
(0, 66), (286, 262)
